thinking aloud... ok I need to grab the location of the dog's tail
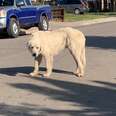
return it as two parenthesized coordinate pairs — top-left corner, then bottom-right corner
(22, 27), (39, 36)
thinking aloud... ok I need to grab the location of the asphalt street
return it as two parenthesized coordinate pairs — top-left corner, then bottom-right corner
(0, 22), (116, 116)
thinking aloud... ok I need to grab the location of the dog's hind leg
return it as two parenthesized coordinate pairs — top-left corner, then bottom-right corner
(74, 53), (84, 77)
(81, 47), (86, 72)
(30, 54), (42, 77)
(69, 46), (84, 77)
(43, 55), (53, 77)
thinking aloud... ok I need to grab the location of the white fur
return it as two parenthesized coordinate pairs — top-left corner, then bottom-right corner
(27, 27), (86, 77)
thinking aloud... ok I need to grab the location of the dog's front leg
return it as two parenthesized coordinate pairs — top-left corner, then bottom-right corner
(43, 55), (53, 77)
(30, 55), (42, 77)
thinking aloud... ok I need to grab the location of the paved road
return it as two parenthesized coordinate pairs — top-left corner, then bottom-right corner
(0, 22), (116, 116)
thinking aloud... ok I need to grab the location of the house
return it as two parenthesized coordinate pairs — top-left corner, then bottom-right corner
(87, 0), (116, 11)
(34, 0), (116, 11)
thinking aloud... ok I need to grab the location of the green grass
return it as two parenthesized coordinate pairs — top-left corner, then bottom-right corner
(64, 12), (116, 22)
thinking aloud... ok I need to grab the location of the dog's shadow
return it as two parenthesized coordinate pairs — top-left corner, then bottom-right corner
(0, 66), (74, 77)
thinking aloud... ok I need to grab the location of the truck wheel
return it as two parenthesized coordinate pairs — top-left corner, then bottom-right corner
(38, 16), (49, 31)
(7, 18), (20, 38)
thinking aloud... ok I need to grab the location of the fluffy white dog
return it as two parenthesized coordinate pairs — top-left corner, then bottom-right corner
(27, 27), (86, 77)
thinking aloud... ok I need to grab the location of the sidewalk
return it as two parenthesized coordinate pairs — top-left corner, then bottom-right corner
(50, 17), (116, 29)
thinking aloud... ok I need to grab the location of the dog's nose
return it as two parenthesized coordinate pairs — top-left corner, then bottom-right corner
(32, 53), (36, 57)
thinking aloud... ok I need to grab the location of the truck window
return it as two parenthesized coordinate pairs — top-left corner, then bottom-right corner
(57, 0), (81, 4)
(67, 0), (81, 4)
(16, 0), (25, 6)
(25, 0), (31, 5)
(0, 0), (14, 6)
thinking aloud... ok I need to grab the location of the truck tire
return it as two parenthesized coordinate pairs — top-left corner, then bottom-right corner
(7, 18), (20, 38)
(38, 16), (49, 31)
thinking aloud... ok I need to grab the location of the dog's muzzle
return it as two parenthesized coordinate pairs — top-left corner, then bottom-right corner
(32, 53), (36, 57)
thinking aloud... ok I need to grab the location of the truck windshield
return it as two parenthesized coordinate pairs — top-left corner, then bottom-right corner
(0, 0), (14, 6)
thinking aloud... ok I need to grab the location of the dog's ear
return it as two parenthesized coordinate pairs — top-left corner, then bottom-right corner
(26, 41), (31, 49)
(39, 46), (42, 53)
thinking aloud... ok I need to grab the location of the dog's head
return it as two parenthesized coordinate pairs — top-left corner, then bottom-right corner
(27, 39), (41, 58)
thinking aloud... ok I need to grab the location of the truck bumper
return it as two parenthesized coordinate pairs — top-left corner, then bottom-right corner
(0, 17), (6, 29)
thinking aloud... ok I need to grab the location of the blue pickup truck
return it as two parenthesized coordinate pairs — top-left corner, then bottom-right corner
(0, 0), (52, 37)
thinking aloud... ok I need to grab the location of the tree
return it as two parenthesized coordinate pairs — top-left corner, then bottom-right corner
(111, 0), (116, 11)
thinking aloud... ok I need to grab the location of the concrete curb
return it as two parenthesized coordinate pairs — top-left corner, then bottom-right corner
(50, 17), (116, 29)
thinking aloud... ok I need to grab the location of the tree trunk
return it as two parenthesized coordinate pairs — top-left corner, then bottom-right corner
(101, 0), (105, 11)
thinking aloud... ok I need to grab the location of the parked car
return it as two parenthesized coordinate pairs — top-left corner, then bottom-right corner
(0, 0), (52, 38)
(57, 0), (89, 14)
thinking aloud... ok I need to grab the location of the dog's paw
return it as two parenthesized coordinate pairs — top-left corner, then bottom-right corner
(43, 73), (50, 77)
(74, 72), (84, 77)
(29, 72), (39, 77)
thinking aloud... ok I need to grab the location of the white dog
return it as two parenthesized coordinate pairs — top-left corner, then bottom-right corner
(27, 27), (86, 77)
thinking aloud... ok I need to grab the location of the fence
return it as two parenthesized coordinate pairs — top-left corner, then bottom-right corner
(52, 7), (64, 22)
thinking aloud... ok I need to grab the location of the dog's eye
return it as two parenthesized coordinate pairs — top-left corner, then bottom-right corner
(36, 47), (39, 49)
(31, 47), (34, 49)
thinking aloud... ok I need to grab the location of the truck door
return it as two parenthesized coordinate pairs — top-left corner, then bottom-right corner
(16, 0), (36, 26)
